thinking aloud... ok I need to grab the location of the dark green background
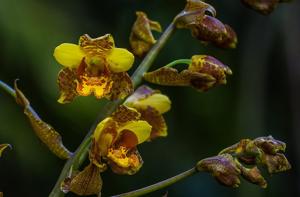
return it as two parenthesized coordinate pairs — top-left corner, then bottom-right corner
(0, 0), (299, 196)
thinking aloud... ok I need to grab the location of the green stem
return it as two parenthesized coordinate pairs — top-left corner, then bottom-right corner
(112, 168), (198, 197)
(0, 80), (16, 98)
(164, 59), (191, 68)
(49, 22), (176, 197)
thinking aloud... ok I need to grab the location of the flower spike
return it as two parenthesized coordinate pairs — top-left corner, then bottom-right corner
(54, 34), (134, 103)
(130, 11), (162, 57)
(144, 55), (232, 92)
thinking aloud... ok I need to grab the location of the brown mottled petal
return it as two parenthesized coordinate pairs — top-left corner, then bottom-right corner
(241, 0), (279, 15)
(240, 166), (267, 188)
(108, 148), (143, 175)
(139, 107), (167, 140)
(253, 135), (286, 154)
(190, 15), (227, 44)
(116, 129), (139, 149)
(57, 68), (78, 104)
(144, 67), (215, 89)
(106, 72), (133, 100)
(197, 154), (241, 188)
(175, 0), (216, 28)
(215, 24), (238, 49)
(263, 153), (291, 174)
(111, 105), (141, 125)
(189, 55), (232, 85)
(79, 34), (114, 58)
(130, 11), (162, 57)
(14, 81), (72, 159)
(64, 163), (103, 196)
(0, 144), (12, 157)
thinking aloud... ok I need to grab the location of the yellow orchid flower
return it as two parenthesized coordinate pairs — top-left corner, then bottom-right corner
(125, 85), (171, 139)
(91, 106), (152, 175)
(54, 34), (134, 104)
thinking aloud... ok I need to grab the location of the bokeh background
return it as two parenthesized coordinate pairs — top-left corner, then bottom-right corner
(0, 0), (299, 196)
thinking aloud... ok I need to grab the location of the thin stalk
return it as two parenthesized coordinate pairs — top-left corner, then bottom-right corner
(164, 59), (191, 68)
(112, 168), (198, 197)
(49, 22), (176, 197)
(0, 80), (16, 98)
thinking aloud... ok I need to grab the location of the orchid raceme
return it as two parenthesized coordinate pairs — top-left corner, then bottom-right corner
(130, 11), (162, 57)
(175, 0), (237, 49)
(90, 105), (152, 175)
(144, 55), (232, 92)
(54, 34), (134, 103)
(125, 85), (171, 139)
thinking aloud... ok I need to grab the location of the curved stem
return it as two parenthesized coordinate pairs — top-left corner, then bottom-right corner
(164, 59), (191, 68)
(49, 22), (176, 197)
(112, 168), (198, 197)
(0, 80), (16, 98)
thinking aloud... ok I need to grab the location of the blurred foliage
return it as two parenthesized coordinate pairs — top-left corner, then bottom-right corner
(0, 0), (299, 196)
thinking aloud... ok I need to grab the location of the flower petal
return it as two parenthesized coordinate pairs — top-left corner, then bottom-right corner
(106, 72), (133, 100)
(111, 106), (140, 125)
(125, 85), (155, 104)
(143, 67), (216, 91)
(189, 55), (232, 85)
(175, 0), (216, 28)
(62, 163), (103, 196)
(93, 117), (118, 156)
(54, 43), (85, 68)
(117, 120), (152, 144)
(139, 107), (168, 140)
(130, 93), (171, 114)
(130, 11), (162, 57)
(106, 48), (135, 72)
(57, 68), (78, 104)
(76, 72), (113, 99)
(14, 81), (72, 159)
(108, 148), (143, 175)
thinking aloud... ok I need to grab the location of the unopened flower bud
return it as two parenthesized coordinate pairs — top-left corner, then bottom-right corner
(197, 154), (241, 188)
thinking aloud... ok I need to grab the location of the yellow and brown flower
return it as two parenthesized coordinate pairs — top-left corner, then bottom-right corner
(54, 34), (134, 104)
(91, 105), (152, 175)
(144, 55), (232, 92)
(175, 0), (237, 48)
(130, 11), (162, 57)
(125, 85), (171, 140)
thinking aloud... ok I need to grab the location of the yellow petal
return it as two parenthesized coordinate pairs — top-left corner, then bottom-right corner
(93, 117), (112, 141)
(54, 43), (85, 68)
(132, 93), (171, 114)
(117, 120), (152, 144)
(106, 48), (134, 72)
